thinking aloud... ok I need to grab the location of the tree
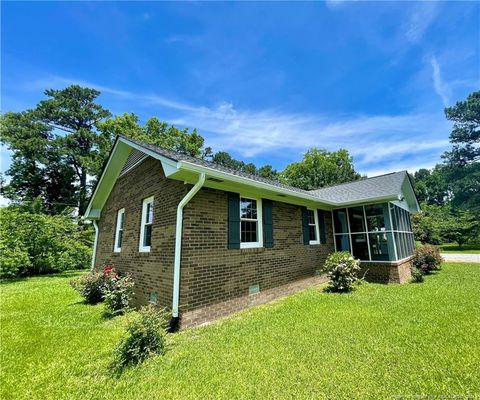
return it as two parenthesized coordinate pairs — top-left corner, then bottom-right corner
(209, 150), (279, 180)
(280, 148), (360, 190)
(257, 165), (280, 180)
(98, 113), (205, 161)
(35, 85), (112, 213)
(412, 166), (450, 206)
(412, 203), (479, 247)
(442, 91), (480, 211)
(1, 86), (111, 214)
(0, 111), (77, 213)
(440, 209), (479, 248)
(412, 204), (446, 245)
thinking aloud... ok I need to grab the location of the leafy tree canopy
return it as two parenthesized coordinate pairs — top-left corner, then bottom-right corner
(97, 112), (205, 159)
(208, 151), (280, 181)
(280, 148), (361, 190)
(441, 90), (480, 211)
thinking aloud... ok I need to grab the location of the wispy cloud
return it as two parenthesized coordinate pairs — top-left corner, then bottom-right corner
(14, 75), (452, 176)
(404, 2), (439, 43)
(324, 0), (347, 10)
(430, 55), (451, 106)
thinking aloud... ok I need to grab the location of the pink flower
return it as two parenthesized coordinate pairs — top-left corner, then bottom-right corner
(103, 265), (114, 275)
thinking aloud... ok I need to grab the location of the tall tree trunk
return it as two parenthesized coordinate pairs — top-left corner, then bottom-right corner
(79, 170), (87, 215)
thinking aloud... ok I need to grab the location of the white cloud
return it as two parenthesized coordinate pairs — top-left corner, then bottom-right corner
(404, 2), (439, 43)
(12, 75), (452, 177)
(430, 55), (451, 106)
(324, 0), (347, 9)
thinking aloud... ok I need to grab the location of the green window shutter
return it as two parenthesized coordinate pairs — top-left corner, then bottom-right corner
(318, 210), (327, 244)
(227, 192), (240, 249)
(301, 207), (309, 245)
(263, 199), (274, 248)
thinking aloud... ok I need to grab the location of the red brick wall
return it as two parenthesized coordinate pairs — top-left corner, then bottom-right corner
(179, 187), (335, 314)
(95, 157), (187, 308)
(360, 257), (413, 284)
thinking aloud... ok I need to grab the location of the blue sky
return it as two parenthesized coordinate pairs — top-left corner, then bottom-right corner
(1, 1), (479, 178)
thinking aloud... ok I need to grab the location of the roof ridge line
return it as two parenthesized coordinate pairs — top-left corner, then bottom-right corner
(310, 171), (406, 192)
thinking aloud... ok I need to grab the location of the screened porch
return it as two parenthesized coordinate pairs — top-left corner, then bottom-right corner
(332, 202), (415, 262)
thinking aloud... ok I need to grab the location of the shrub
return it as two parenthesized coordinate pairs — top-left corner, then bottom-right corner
(0, 207), (93, 279)
(103, 272), (135, 316)
(412, 245), (443, 274)
(112, 305), (168, 372)
(0, 241), (31, 279)
(410, 267), (424, 283)
(322, 251), (361, 292)
(70, 271), (105, 304)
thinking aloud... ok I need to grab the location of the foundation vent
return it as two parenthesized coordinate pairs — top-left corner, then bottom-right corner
(248, 284), (260, 296)
(149, 292), (158, 305)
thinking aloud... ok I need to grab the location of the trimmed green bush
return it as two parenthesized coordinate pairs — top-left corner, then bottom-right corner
(410, 267), (424, 283)
(322, 251), (361, 292)
(0, 207), (93, 279)
(412, 245), (443, 274)
(112, 305), (168, 372)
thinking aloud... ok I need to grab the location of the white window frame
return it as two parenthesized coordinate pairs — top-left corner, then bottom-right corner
(308, 208), (320, 245)
(240, 196), (263, 249)
(139, 196), (154, 252)
(114, 208), (125, 252)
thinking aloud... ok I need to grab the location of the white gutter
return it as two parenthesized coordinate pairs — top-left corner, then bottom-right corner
(177, 160), (339, 207)
(91, 220), (99, 270)
(172, 173), (206, 318)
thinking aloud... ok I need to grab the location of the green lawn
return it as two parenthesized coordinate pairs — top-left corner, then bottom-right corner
(439, 243), (480, 254)
(1, 264), (479, 399)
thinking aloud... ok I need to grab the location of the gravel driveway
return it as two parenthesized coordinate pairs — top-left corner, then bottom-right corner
(441, 253), (480, 263)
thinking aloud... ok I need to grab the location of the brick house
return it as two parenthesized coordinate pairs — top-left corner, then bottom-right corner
(84, 136), (420, 328)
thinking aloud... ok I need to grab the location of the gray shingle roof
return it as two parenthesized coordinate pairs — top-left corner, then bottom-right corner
(120, 135), (315, 196)
(309, 171), (408, 204)
(120, 136), (409, 205)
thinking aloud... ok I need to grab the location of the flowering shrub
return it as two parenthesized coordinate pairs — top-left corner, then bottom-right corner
(70, 265), (134, 310)
(111, 305), (168, 373)
(103, 272), (135, 316)
(70, 271), (105, 304)
(322, 251), (361, 292)
(412, 245), (443, 274)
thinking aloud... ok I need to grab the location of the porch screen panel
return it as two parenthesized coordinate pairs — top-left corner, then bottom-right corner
(390, 203), (415, 261)
(333, 202), (415, 262)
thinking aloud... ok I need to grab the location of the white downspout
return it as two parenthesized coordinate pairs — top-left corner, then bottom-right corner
(172, 173), (206, 318)
(91, 220), (99, 270)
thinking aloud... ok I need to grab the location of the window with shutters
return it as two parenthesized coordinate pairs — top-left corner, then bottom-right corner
(139, 196), (154, 252)
(308, 209), (320, 245)
(240, 197), (263, 249)
(114, 208), (125, 252)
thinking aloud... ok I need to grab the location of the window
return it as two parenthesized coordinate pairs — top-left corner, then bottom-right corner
(240, 197), (263, 248)
(348, 207), (366, 232)
(139, 196), (154, 252)
(114, 208), (125, 252)
(351, 233), (369, 260)
(333, 209), (349, 233)
(333, 202), (414, 262)
(307, 209), (320, 244)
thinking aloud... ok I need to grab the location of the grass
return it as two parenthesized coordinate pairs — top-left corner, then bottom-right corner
(1, 264), (480, 399)
(439, 243), (480, 254)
